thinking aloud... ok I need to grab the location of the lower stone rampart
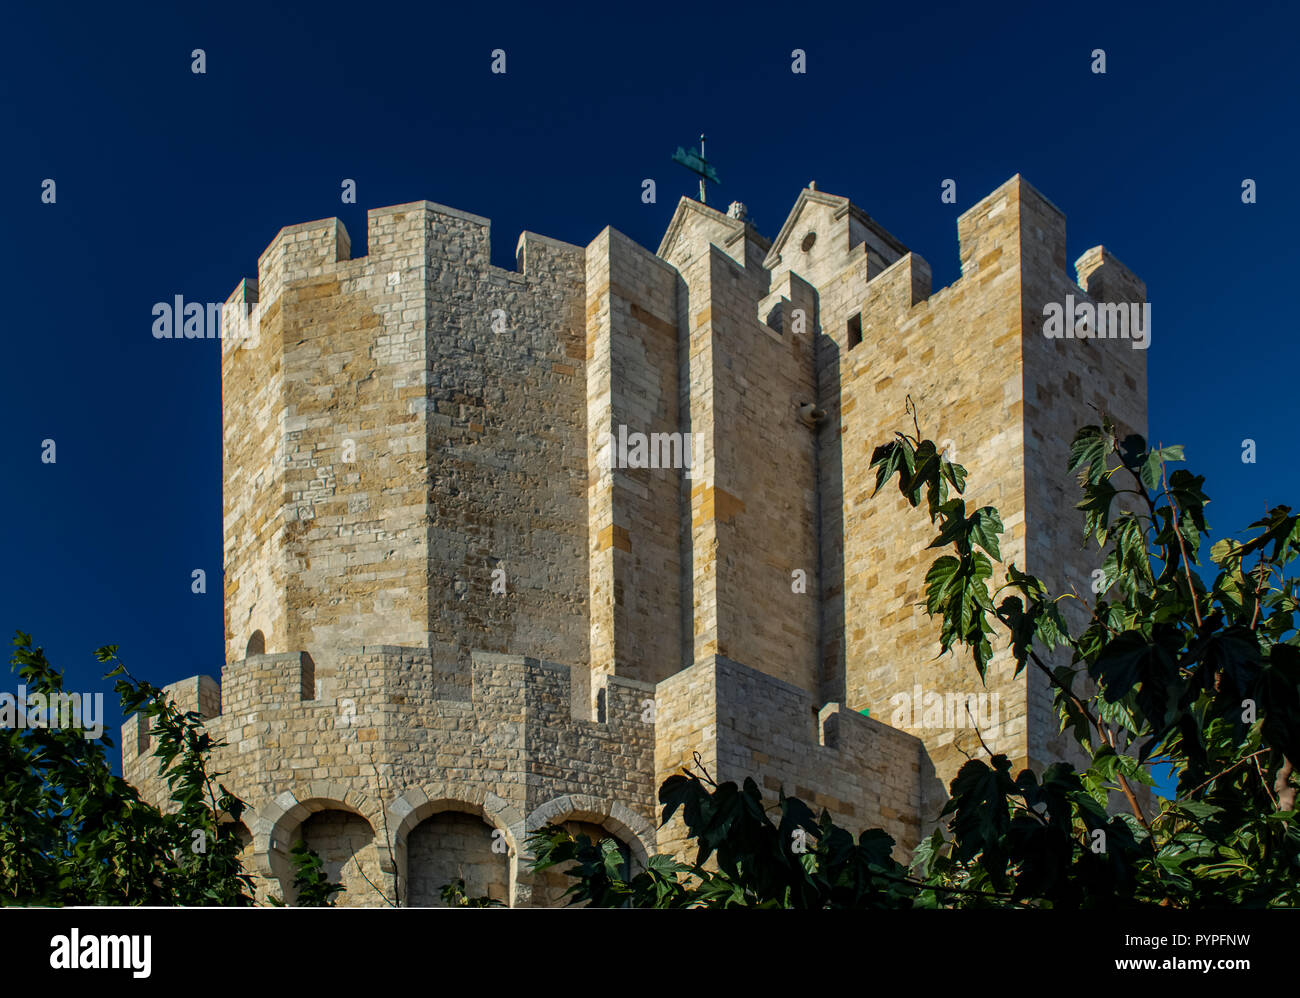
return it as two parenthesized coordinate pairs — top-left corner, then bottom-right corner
(124, 648), (932, 905)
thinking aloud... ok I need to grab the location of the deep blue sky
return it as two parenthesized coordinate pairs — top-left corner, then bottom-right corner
(1, 2), (1296, 779)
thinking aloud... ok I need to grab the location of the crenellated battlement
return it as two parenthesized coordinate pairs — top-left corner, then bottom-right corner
(232, 201), (587, 331)
(122, 648), (658, 775)
(654, 655), (931, 855)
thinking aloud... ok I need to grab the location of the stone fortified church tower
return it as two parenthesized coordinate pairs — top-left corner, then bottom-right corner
(123, 175), (1147, 906)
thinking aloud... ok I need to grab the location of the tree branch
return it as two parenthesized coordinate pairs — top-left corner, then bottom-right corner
(1160, 460), (1203, 629)
(1275, 756), (1296, 814)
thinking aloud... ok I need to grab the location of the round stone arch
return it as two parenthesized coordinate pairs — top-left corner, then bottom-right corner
(386, 785), (525, 854)
(523, 794), (656, 867)
(249, 783), (389, 899)
(385, 786), (526, 906)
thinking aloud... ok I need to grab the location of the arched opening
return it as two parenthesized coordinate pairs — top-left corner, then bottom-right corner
(294, 808), (384, 908)
(245, 630), (265, 657)
(405, 811), (509, 907)
(533, 820), (636, 908)
(300, 652), (316, 700)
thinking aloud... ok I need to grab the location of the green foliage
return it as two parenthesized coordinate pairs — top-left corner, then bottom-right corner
(536, 408), (1300, 908)
(281, 839), (344, 907)
(0, 635), (256, 905)
(438, 878), (505, 907)
(528, 772), (918, 908)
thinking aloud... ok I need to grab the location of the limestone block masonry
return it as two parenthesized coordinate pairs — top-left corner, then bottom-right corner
(123, 176), (1147, 905)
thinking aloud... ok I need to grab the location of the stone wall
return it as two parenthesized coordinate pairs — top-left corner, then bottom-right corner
(654, 656), (930, 857)
(405, 810), (509, 907)
(299, 809), (382, 908)
(818, 175), (1148, 796)
(584, 227), (684, 710)
(123, 649), (661, 907)
(221, 203), (590, 700)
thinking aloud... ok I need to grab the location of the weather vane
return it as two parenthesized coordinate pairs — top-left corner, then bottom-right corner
(672, 134), (720, 205)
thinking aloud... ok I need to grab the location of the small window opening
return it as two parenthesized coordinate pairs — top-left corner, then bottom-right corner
(847, 312), (863, 350)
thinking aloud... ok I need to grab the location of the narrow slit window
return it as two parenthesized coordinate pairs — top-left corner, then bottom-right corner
(847, 312), (863, 350)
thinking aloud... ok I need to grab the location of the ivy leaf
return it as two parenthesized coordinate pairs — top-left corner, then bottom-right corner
(1140, 445), (1184, 491)
(1077, 478), (1118, 545)
(924, 557), (962, 613)
(869, 441), (908, 499)
(944, 757), (1014, 887)
(1069, 426), (1110, 485)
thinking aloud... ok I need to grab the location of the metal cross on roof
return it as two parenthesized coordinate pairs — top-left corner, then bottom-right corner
(671, 134), (721, 205)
